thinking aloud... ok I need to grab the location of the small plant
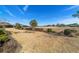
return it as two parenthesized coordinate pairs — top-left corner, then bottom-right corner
(52, 31), (56, 33)
(70, 29), (77, 33)
(64, 29), (75, 37)
(64, 29), (71, 36)
(47, 28), (52, 33)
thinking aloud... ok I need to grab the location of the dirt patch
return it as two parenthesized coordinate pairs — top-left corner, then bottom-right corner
(5, 28), (79, 53)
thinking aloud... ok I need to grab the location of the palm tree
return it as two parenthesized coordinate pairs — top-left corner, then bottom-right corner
(29, 19), (38, 30)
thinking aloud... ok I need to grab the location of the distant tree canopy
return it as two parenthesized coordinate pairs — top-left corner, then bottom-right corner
(29, 19), (38, 30)
(72, 11), (79, 18)
(67, 23), (79, 27)
(15, 23), (22, 29)
(56, 24), (66, 27)
(71, 11), (79, 27)
(52, 23), (79, 27)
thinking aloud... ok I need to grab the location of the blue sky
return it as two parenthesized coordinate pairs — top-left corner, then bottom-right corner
(0, 5), (79, 26)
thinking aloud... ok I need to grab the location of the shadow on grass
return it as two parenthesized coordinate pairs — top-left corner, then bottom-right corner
(0, 35), (22, 53)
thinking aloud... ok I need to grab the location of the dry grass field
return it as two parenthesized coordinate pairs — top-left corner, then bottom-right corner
(5, 27), (79, 53)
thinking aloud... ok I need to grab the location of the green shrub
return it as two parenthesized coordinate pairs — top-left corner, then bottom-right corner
(0, 29), (5, 35)
(0, 34), (8, 42)
(64, 29), (71, 36)
(70, 29), (77, 33)
(0, 28), (9, 42)
(15, 23), (22, 29)
(52, 31), (56, 33)
(47, 28), (52, 33)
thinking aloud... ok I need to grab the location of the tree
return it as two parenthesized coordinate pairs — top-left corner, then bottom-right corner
(72, 11), (79, 18)
(67, 23), (79, 27)
(56, 23), (60, 27)
(15, 23), (22, 29)
(29, 19), (38, 30)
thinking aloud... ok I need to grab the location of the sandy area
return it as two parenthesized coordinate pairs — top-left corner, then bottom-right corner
(5, 28), (79, 53)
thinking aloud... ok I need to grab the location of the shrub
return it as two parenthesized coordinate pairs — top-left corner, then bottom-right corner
(0, 28), (5, 35)
(0, 29), (8, 42)
(70, 29), (77, 33)
(0, 34), (8, 42)
(15, 23), (22, 29)
(64, 29), (72, 36)
(52, 31), (56, 33)
(47, 28), (52, 33)
(0, 29), (9, 47)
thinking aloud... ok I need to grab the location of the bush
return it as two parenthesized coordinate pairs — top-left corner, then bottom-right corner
(0, 29), (5, 35)
(15, 23), (22, 29)
(70, 29), (77, 33)
(0, 29), (9, 47)
(47, 28), (52, 33)
(0, 34), (8, 42)
(64, 29), (72, 36)
(52, 31), (56, 33)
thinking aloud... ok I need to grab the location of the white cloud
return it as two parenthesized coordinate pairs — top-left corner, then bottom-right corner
(23, 5), (29, 11)
(3, 6), (15, 17)
(5, 10), (15, 17)
(64, 5), (79, 11)
(17, 6), (29, 19)
(57, 18), (79, 24)
(17, 7), (24, 15)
